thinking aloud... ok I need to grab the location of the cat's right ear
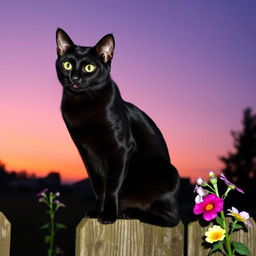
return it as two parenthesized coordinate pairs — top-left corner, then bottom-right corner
(56, 28), (75, 56)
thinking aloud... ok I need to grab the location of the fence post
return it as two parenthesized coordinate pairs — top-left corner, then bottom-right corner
(0, 212), (11, 256)
(76, 218), (184, 256)
(187, 219), (256, 256)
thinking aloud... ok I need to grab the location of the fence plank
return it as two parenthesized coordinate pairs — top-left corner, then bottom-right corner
(76, 218), (184, 256)
(0, 212), (11, 256)
(188, 219), (256, 256)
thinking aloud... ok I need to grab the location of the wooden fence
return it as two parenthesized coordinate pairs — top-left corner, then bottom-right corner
(0, 213), (11, 256)
(76, 218), (184, 256)
(1, 212), (256, 256)
(76, 219), (256, 256)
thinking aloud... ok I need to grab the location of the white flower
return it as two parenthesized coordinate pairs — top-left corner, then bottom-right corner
(195, 195), (204, 203)
(194, 186), (208, 203)
(197, 187), (208, 197)
(227, 207), (252, 227)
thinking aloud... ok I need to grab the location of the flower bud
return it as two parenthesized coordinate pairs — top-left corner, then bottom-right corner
(55, 192), (60, 197)
(209, 171), (215, 178)
(38, 197), (45, 203)
(196, 177), (207, 186)
(228, 184), (235, 190)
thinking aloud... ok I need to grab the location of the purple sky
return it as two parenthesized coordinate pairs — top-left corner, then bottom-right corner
(0, 1), (255, 183)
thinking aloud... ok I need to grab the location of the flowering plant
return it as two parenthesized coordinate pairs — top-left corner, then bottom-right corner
(193, 172), (252, 256)
(38, 188), (66, 256)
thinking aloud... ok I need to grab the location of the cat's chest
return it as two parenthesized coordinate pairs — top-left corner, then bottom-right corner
(62, 101), (107, 129)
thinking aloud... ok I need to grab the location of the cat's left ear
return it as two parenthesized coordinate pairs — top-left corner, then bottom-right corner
(56, 28), (75, 56)
(95, 34), (115, 63)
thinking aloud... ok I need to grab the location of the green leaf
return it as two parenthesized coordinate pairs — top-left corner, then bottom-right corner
(215, 216), (224, 228)
(44, 235), (52, 244)
(232, 241), (250, 256)
(208, 242), (222, 255)
(56, 223), (67, 230)
(40, 223), (50, 230)
(48, 248), (52, 256)
(233, 223), (244, 230)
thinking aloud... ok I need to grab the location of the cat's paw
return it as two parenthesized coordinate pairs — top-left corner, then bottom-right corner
(98, 209), (117, 224)
(97, 195), (118, 224)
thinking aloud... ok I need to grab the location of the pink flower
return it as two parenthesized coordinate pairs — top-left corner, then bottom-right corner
(220, 174), (244, 194)
(193, 194), (224, 221)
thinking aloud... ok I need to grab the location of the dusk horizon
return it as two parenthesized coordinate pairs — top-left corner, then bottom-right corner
(1, 1), (255, 184)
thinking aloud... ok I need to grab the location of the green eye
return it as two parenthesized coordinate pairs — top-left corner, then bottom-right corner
(84, 64), (96, 73)
(63, 61), (72, 70)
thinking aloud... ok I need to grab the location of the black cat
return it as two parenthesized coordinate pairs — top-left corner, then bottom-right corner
(55, 28), (180, 227)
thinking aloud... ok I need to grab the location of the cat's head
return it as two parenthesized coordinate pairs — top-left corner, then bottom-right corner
(55, 28), (115, 93)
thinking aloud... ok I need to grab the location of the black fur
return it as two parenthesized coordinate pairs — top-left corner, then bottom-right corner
(55, 28), (180, 226)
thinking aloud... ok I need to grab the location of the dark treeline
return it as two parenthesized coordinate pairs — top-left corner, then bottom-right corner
(220, 107), (256, 208)
(0, 162), (63, 194)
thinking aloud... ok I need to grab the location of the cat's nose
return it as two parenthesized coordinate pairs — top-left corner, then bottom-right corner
(72, 75), (80, 82)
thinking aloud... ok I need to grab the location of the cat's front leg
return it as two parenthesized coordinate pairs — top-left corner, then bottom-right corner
(87, 171), (106, 217)
(98, 158), (127, 224)
(98, 194), (118, 224)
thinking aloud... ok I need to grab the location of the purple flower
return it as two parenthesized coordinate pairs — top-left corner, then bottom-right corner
(193, 194), (224, 221)
(220, 174), (244, 194)
(37, 188), (49, 198)
(54, 200), (66, 208)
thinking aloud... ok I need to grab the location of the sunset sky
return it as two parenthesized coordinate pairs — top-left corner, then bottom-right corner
(0, 1), (255, 183)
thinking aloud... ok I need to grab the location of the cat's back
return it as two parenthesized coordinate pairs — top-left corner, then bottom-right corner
(124, 101), (170, 160)
(124, 101), (163, 136)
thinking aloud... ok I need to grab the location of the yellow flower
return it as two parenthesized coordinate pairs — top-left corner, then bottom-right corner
(205, 225), (225, 243)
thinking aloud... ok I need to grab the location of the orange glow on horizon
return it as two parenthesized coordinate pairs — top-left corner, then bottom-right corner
(0, 98), (229, 185)
(2, 134), (224, 184)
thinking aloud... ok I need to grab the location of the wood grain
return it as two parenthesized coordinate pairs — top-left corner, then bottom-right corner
(76, 218), (184, 256)
(0, 212), (11, 256)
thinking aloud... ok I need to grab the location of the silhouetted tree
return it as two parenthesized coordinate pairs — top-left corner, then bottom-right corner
(220, 108), (256, 192)
(0, 161), (8, 190)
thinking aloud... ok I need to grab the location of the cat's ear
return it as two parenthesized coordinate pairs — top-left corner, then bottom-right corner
(95, 34), (115, 63)
(56, 28), (75, 56)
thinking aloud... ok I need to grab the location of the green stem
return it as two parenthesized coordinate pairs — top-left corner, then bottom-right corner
(222, 187), (232, 199)
(49, 194), (55, 256)
(230, 220), (238, 236)
(213, 184), (233, 256)
(205, 183), (216, 193)
(220, 211), (233, 256)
